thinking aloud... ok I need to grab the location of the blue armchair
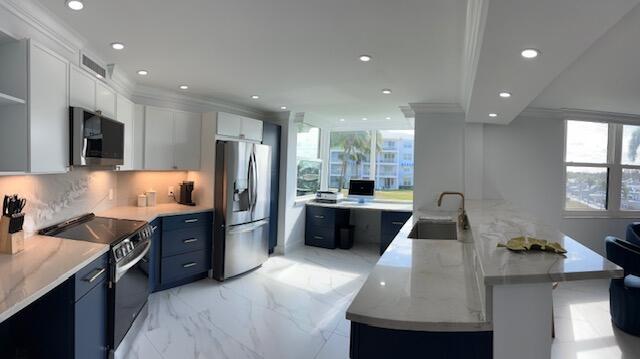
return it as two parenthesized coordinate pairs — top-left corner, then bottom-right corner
(605, 236), (640, 336)
(626, 223), (640, 247)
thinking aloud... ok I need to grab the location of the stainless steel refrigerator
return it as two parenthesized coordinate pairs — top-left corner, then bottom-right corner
(212, 141), (271, 281)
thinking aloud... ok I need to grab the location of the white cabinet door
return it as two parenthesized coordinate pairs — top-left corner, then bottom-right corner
(116, 94), (134, 170)
(144, 106), (175, 170)
(69, 65), (95, 110)
(241, 117), (263, 141)
(217, 112), (242, 137)
(173, 111), (202, 170)
(29, 42), (69, 173)
(96, 82), (116, 118)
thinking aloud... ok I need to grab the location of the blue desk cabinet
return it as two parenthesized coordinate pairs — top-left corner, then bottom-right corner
(149, 211), (213, 291)
(380, 211), (412, 255)
(305, 206), (350, 249)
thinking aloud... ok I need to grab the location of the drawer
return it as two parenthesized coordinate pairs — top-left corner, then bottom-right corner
(306, 206), (336, 229)
(74, 253), (109, 301)
(381, 211), (412, 235)
(162, 211), (212, 232)
(162, 226), (209, 257)
(305, 226), (337, 249)
(161, 250), (209, 284)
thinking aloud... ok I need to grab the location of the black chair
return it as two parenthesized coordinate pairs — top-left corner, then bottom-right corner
(605, 236), (640, 335)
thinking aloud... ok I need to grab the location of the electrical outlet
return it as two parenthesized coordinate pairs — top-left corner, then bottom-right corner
(108, 188), (114, 201)
(168, 186), (175, 197)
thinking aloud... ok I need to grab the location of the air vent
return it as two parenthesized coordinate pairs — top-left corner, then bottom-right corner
(81, 53), (106, 78)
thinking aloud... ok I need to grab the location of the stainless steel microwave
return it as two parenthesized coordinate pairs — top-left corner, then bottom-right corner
(70, 107), (124, 166)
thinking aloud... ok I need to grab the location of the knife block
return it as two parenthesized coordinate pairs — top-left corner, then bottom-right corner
(0, 216), (24, 254)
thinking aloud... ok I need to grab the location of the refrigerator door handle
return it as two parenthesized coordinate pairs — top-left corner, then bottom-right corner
(227, 219), (269, 234)
(251, 152), (258, 209)
(247, 150), (254, 209)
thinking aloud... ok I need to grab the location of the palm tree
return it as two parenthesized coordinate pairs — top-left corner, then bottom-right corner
(331, 131), (382, 190)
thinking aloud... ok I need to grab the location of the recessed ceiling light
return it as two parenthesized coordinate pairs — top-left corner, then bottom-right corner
(339, 118), (345, 122)
(179, 85), (189, 90)
(381, 89), (392, 95)
(385, 117), (391, 120)
(95, 74), (103, 79)
(362, 117), (368, 121)
(521, 48), (540, 59)
(499, 91), (512, 98)
(137, 70), (148, 76)
(251, 95), (260, 99)
(359, 55), (372, 62)
(489, 113), (498, 118)
(111, 42), (125, 50)
(280, 106), (287, 110)
(66, 0), (84, 11)
(380, 281), (386, 286)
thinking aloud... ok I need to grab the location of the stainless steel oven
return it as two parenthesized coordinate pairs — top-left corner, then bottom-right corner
(70, 107), (124, 166)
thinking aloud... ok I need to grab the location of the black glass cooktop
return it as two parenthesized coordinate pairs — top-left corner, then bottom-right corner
(39, 214), (147, 245)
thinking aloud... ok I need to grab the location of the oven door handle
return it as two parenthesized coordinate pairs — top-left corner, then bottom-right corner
(115, 240), (151, 281)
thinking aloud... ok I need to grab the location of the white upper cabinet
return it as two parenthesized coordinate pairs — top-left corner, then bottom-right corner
(217, 112), (263, 141)
(116, 94), (135, 170)
(96, 82), (116, 118)
(144, 106), (202, 170)
(28, 42), (69, 173)
(144, 106), (175, 170)
(173, 111), (202, 170)
(70, 65), (96, 110)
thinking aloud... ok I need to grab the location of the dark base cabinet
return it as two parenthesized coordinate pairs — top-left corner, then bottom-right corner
(305, 206), (350, 249)
(380, 211), (412, 255)
(0, 253), (109, 359)
(350, 322), (493, 359)
(149, 211), (213, 292)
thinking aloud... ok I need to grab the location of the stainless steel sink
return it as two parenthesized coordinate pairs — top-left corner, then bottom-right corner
(407, 220), (458, 240)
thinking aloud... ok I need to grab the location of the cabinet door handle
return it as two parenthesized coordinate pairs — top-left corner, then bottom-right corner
(391, 221), (404, 225)
(313, 236), (324, 240)
(183, 238), (198, 244)
(184, 219), (199, 223)
(84, 268), (106, 283)
(183, 262), (197, 268)
(314, 215), (325, 219)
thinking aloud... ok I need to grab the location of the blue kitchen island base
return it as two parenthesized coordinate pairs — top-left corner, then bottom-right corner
(350, 322), (493, 359)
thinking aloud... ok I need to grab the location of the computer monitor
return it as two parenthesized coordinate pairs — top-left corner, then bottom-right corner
(348, 180), (375, 203)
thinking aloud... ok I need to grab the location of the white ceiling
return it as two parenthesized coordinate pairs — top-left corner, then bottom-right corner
(532, 4), (640, 116)
(38, 0), (467, 128)
(463, 0), (640, 124)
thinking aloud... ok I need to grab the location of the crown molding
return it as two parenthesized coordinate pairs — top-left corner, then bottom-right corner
(408, 103), (465, 117)
(460, 0), (489, 113)
(519, 107), (640, 124)
(133, 85), (269, 119)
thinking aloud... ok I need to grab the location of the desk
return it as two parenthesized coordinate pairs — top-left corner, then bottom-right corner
(305, 201), (412, 254)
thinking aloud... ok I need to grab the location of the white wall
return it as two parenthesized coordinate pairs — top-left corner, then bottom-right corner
(413, 110), (466, 211)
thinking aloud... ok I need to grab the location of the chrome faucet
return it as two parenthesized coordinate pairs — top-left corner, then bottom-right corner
(437, 192), (469, 230)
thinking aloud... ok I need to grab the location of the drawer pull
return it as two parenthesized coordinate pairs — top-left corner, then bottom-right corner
(183, 238), (198, 244)
(391, 221), (405, 225)
(313, 236), (324, 240)
(314, 215), (325, 219)
(183, 262), (197, 268)
(152, 225), (158, 232)
(184, 219), (199, 223)
(84, 268), (106, 283)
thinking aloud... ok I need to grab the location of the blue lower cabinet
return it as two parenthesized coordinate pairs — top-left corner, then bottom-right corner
(379, 211), (412, 255)
(148, 211), (213, 292)
(305, 206), (350, 249)
(75, 279), (108, 359)
(350, 322), (492, 359)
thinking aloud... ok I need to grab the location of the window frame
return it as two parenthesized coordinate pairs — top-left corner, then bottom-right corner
(564, 119), (640, 218)
(295, 124), (322, 199)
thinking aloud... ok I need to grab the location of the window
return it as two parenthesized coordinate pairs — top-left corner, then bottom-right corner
(296, 124), (321, 197)
(564, 120), (640, 214)
(328, 129), (414, 202)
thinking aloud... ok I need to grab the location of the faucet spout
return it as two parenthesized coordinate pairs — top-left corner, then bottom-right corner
(437, 192), (469, 230)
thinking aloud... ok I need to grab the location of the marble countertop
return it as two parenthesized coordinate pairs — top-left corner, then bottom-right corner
(306, 200), (412, 212)
(0, 235), (108, 324)
(466, 200), (623, 285)
(96, 203), (213, 223)
(347, 200), (623, 331)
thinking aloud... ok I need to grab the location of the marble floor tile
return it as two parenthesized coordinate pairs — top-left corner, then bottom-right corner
(122, 246), (640, 359)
